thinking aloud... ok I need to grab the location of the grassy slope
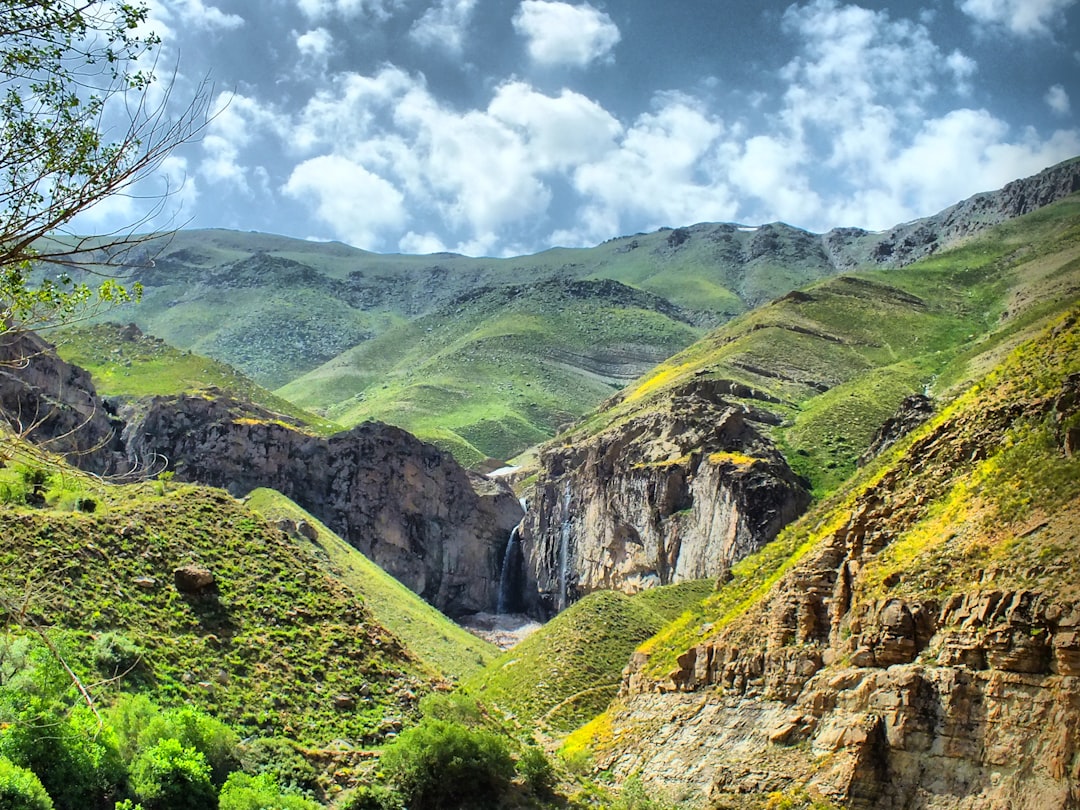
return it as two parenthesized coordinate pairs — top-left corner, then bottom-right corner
(463, 581), (714, 735)
(80, 222), (854, 465)
(567, 196), (1080, 496)
(0, 448), (438, 747)
(51, 323), (341, 434)
(278, 281), (702, 465)
(244, 488), (498, 680)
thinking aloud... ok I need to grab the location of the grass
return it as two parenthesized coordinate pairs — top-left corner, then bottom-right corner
(52, 323), (341, 435)
(244, 488), (498, 680)
(462, 581), (713, 735)
(0, 440), (436, 747)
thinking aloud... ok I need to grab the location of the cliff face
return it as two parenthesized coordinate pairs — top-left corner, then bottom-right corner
(582, 314), (1080, 809)
(122, 393), (523, 617)
(520, 379), (810, 616)
(0, 330), (125, 473)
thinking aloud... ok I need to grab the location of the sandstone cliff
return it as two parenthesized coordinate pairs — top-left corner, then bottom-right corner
(519, 378), (811, 616)
(575, 312), (1080, 809)
(121, 393), (523, 617)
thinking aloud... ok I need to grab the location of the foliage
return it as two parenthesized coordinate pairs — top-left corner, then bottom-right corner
(216, 772), (320, 810)
(136, 707), (239, 788)
(0, 756), (54, 810)
(516, 746), (554, 796)
(128, 739), (215, 810)
(337, 784), (404, 810)
(235, 738), (318, 798)
(379, 718), (514, 810)
(0, 682), (125, 810)
(0, 0), (208, 333)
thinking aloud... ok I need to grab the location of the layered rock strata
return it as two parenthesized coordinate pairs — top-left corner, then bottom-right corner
(591, 359), (1080, 808)
(520, 379), (811, 616)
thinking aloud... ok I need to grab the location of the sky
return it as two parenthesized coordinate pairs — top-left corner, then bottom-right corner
(75, 0), (1080, 257)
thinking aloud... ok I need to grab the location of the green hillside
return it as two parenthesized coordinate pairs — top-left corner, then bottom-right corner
(463, 581), (714, 735)
(244, 488), (498, 679)
(51, 322), (341, 434)
(0, 443), (435, 747)
(277, 279), (702, 464)
(75, 220), (890, 464)
(565, 195), (1080, 495)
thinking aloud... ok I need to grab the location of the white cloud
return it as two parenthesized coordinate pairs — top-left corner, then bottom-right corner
(564, 96), (736, 245)
(488, 82), (622, 171)
(715, 0), (1080, 232)
(296, 0), (405, 21)
(1046, 84), (1072, 115)
(282, 155), (407, 248)
(409, 0), (478, 54)
(400, 231), (449, 254)
(174, 0), (244, 29)
(957, 0), (1077, 37)
(199, 93), (285, 193)
(512, 1), (621, 68)
(296, 28), (334, 66)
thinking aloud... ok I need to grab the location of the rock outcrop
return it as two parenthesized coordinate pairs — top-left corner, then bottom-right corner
(586, 316), (1080, 809)
(122, 392), (523, 617)
(0, 329), (125, 473)
(520, 379), (811, 616)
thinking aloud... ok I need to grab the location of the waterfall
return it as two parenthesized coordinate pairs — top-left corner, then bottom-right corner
(496, 525), (520, 614)
(558, 482), (571, 612)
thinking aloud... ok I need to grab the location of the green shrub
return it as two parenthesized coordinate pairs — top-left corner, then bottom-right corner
(92, 634), (144, 680)
(338, 784), (404, 810)
(0, 756), (54, 809)
(380, 719), (514, 810)
(138, 708), (239, 787)
(237, 738), (318, 796)
(517, 746), (554, 795)
(129, 739), (216, 810)
(217, 773), (320, 810)
(0, 697), (125, 810)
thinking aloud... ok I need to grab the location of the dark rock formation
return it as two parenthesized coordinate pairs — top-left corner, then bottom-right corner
(122, 393), (523, 617)
(520, 379), (811, 616)
(0, 330), (125, 474)
(858, 394), (934, 465)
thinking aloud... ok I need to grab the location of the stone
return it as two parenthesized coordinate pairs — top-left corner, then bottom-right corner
(133, 576), (158, 590)
(173, 565), (216, 595)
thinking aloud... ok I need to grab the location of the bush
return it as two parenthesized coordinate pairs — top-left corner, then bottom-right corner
(237, 738), (318, 797)
(338, 784), (404, 810)
(217, 773), (320, 810)
(129, 739), (216, 810)
(380, 719), (513, 810)
(0, 697), (125, 810)
(517, 746), (554, 796)
(0, 756), (54, 809)
(92, 634), (144, 680)
(138, 708), (239, 787)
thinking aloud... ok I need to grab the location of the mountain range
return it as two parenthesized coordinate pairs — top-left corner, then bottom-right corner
(1, 157), (1078, 808)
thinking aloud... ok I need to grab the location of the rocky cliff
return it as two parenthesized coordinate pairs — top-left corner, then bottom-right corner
(0, 329), (125, 473)
(519, 378), (811, 616)
(121, 392), (523, 617)
(575, 311), (1080, 809)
